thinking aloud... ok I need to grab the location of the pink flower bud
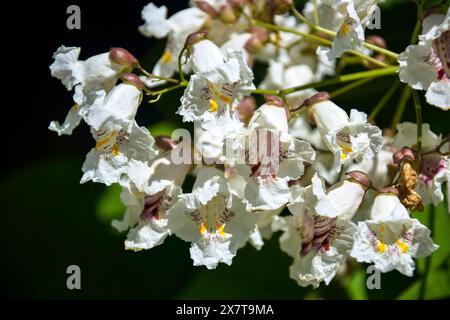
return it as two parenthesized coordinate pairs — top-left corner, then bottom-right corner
(120, 73), (144, 90)
(185, 31), (209, 48)
(195, 1), (219, 18)
(346, 170), (373, 189)
(109, 48), (139, 68)
(155, 135), (178, 151)
(219, 4), (237, 23)
(236, 96), (256, 124)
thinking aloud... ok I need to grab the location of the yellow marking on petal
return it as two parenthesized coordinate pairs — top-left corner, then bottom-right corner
(72, 104), (79, 112)
(95, 131), (116, 150)
(111, 144), (120, 156)
(396, 239), (409, 253)
(219, 95), (232, 104)
(162, 51), (172, 64)
(380, 223), (385, 234)
(338, 143), (352, 160)
(216, 224), (225, 237)
(199, 224), (207, 235)
(209, 99), (218, 112)
(377, 242), (386, 253)
(341, 21), (351, 36)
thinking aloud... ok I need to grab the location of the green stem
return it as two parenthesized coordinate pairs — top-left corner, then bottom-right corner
(145, 83), (185, 96)
(410, 0), (426, 45)
(252, 66), (399, 96)
(313, 0), (320, 26)
(412, 90), (423, 152)
(419, 205), (435, 300)
(329, 77), (373, 98)
(391, 85), (411, 130)
(137, 65), (180, 84)
(368, 81), (400, 122)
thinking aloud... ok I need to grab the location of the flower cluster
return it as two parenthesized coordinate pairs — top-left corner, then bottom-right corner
(49, 0), (449, 288)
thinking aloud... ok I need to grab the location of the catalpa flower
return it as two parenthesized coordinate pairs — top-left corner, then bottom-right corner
(305, 93), (383, 172)
(351, 190), (438, 276)
(178, 33), (255, 122)
(398, 9), (450, 110)
(394, 122), (450, 207)
(166, 167), (259, 269)
(226, 100), (315, 211)
(112, 143), (191, 251)
(49, 47), (139, 135)
(81, 121), (157, 186)
(138, 3), (209, 87)
(322, 0), (380, 59)
(272, 174), (359, 288)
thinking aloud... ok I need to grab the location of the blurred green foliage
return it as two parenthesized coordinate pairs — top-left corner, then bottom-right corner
(2, 0), (449, 299)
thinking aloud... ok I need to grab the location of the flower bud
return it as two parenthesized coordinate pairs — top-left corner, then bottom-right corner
(155, 135), (178, 151)
(185, 31), (209, 48)
(302, 92), (330, 108)
(120, 73), (144, 90)
(346, 170), (372, 189)
(219, 3), (237, 23)
(195, 1), (219, 18)
(377, 186), (399, 196)
(109, 48), (139, 68)
(366, 35), (386, 49)
(236, 96), (256, 124)
(393, 146), (416, 164)
(245, 36), (264, 53)
(250, 26), (270, 43)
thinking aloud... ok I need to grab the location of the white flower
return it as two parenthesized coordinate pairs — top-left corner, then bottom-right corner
(50, 46), (124, 92)
(112, 146), (191, 251)
(394, 122), (450, 206)
(178, 39), (255, 122)
(312, 172), (368, 219)
(272, 182), (357, 288)
(48, 85), (85, 136)
(81, 121), (157, 186)
(289, 114), (340, 185)
(194, 111), (245, 162)
(317, 1), (380, 59)
(308, 97), (383, 172)
(398, 9), (450, 110)
(351, 193), (438, 276)
(226, 103), (315, 211)
(138, 4), (209, 87)
(166, 167), (259, 269)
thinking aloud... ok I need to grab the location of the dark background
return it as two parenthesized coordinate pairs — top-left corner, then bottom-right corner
(2, 0), (449, 299)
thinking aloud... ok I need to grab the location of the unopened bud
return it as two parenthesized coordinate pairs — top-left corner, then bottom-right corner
(302, 92), (330, 108)
(264, 95), (289, 117)
(377, 186), (399, 196)
(393, 147), (416, 164)
(195, 1), (219, 18)
(250, 26), (270, 42)
(120, 73), (144, 90)
(245, 36), (264, 53)
(366, 35), (386, 49)
(155, 135), (178, 151)
(346, 170), (372, 189)
(185, 31), (209, 48)
(219, 4), (237, 23)
(109, 47), (139, 68)
(237, 96), (256, 124)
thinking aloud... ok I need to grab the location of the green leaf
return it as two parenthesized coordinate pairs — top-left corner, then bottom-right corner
(397, 270), (450, 300)
(148, 120), (178, 137)
(96, 184), (124, 224)
(346, 268), (368, 300)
